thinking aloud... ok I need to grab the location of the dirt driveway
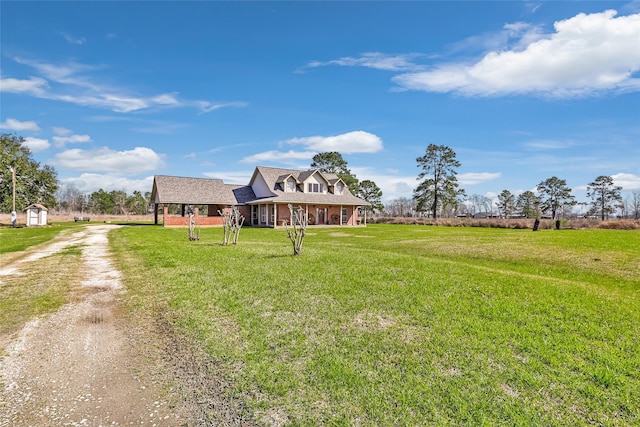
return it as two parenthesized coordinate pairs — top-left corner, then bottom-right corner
(0, 225), (186, 426)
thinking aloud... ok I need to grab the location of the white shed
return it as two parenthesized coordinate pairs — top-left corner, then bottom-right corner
(25, 203), (48, 226)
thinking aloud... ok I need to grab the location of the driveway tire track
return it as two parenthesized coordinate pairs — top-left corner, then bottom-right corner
(0, 225), (185, 426)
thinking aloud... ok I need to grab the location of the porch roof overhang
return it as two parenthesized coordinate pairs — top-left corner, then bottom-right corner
(245, 193), (370, 206)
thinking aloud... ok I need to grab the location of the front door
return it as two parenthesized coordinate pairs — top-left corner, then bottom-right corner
(317, 208), (325, 225)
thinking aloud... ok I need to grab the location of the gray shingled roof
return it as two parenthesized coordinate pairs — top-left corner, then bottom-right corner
(249, 166), (369, 206)
(152, 167), (369, 207)
(152, 175), (240, 205)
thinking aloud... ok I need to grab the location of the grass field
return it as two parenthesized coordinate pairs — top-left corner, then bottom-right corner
(0, 224), (86, 338)
(107, 224), (640, 426)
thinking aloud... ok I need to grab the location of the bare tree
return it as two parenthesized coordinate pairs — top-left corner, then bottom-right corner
(187, 205), (200, 241)
(385, 197), (415, 217)
(285, 204), (308, 255)
(219, 206), (245, 245)
(630, 190), (640, 220)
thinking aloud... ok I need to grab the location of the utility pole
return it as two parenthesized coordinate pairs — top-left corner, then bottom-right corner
(10, 166), (16, 212)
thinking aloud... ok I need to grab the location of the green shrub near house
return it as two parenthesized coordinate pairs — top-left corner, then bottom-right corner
(111, 224), (640, 426)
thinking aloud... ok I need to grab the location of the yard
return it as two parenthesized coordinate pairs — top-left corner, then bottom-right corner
(108, 224), (639, 426)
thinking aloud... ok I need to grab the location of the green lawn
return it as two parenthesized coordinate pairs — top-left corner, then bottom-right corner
(110, 224), (640, 426)
(0, 224), (83, 339)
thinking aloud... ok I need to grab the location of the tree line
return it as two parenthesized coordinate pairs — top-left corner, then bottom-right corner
(401, 143), (636, 220)
(2, 133), (637, 219)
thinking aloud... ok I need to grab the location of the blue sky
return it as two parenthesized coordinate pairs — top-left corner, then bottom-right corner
(2, 1), (639, 206)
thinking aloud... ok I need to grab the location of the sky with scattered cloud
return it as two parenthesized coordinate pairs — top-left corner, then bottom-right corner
(1, 1), (639, 206)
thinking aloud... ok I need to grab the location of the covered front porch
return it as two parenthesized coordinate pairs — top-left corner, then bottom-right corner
(248, 202), (366, 227)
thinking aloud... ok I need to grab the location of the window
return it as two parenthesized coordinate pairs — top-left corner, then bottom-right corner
(260, 206), (267, 223)
(336, 183), (344, 195)
(287, 180), (296, 192)
(342, 208), (348, 224)
(307, 183), (321, 193)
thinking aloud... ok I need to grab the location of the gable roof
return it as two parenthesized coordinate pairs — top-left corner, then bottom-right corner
(151, 167), (369, 208)
(247, 166), (369, 206)
(152, 175), (247, 205)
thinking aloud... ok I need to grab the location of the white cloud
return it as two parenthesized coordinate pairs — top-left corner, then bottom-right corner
(52, 134), (92, 147)
(7, 57), (247, 114)
(458, 172), (502, 185)
(0, 118), (40, 131)
(197, 101), (248, 113)
(393, 10), (640, 97)
(523, 139), (577, 150)
(152, 93), (180, 105)
(203, 170), (253, 185)
(242, 131), (383, 165)
(612, 173), (640, 190)
(351, 167), (416, 202)
(241, 150), (317, 164)
(53, 127), (72, 135)
(61, 174), (154, 194)
(60, 32), (86, 45)
(23, 137), (50, 152)
(303, 52), (424, 72)
(52, 146), (164, 173)
(0, 76), (48, 95)
(283, 130), (384, 154)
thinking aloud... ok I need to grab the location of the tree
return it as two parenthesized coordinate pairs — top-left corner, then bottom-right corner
(358, 180), (384, 213)
(1, 133), (58, 212)
(125, 190), (149, 215)
(536, 176), (575, 219)
(385, 197), (415, 217)
(466, 194), (492, 217)
(311, 152), (359, 194)
(515, 191), (540, 218)
(496, 190), (516, 218)
(285, 204), (308, 255)
(56, 184), (86, 213)
(88, 189), (115, 214)
(414, 144), (465, 218)
(631, 190), (640, 220)
(586, 175), (623, 220)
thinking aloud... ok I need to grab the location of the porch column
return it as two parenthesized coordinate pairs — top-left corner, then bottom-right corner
(273, 204), (277, 226)
(163, 204), (169, 227)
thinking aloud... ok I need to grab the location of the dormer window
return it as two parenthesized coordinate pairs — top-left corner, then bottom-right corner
(286, 180), (296, 192)
(336, 183), (344, 195)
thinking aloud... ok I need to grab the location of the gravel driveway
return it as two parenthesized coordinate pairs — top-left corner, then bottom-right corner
(0, 225), (185, 426)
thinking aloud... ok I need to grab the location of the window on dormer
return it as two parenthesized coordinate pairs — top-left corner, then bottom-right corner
(287, 180), (296, 192)
(336, 183), (344, 195)
(307, 183), (322, 193)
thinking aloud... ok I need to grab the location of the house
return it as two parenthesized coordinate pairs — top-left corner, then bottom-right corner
(150, 166), (370, 227)
(25, 203), (48, 226)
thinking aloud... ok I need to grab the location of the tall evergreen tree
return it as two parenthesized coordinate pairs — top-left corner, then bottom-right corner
(496, 189), (516, 218)
(413, 144), (465, 218)
(586, 175), (623, 220)
(515, 191), (540, 218)
(536, 176), (575, 219)
(358, 180), (384, 213)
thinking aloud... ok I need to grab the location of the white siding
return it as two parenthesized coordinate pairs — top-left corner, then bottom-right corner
(304, 173), (328, 194)
(252, 173), (273, 197)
